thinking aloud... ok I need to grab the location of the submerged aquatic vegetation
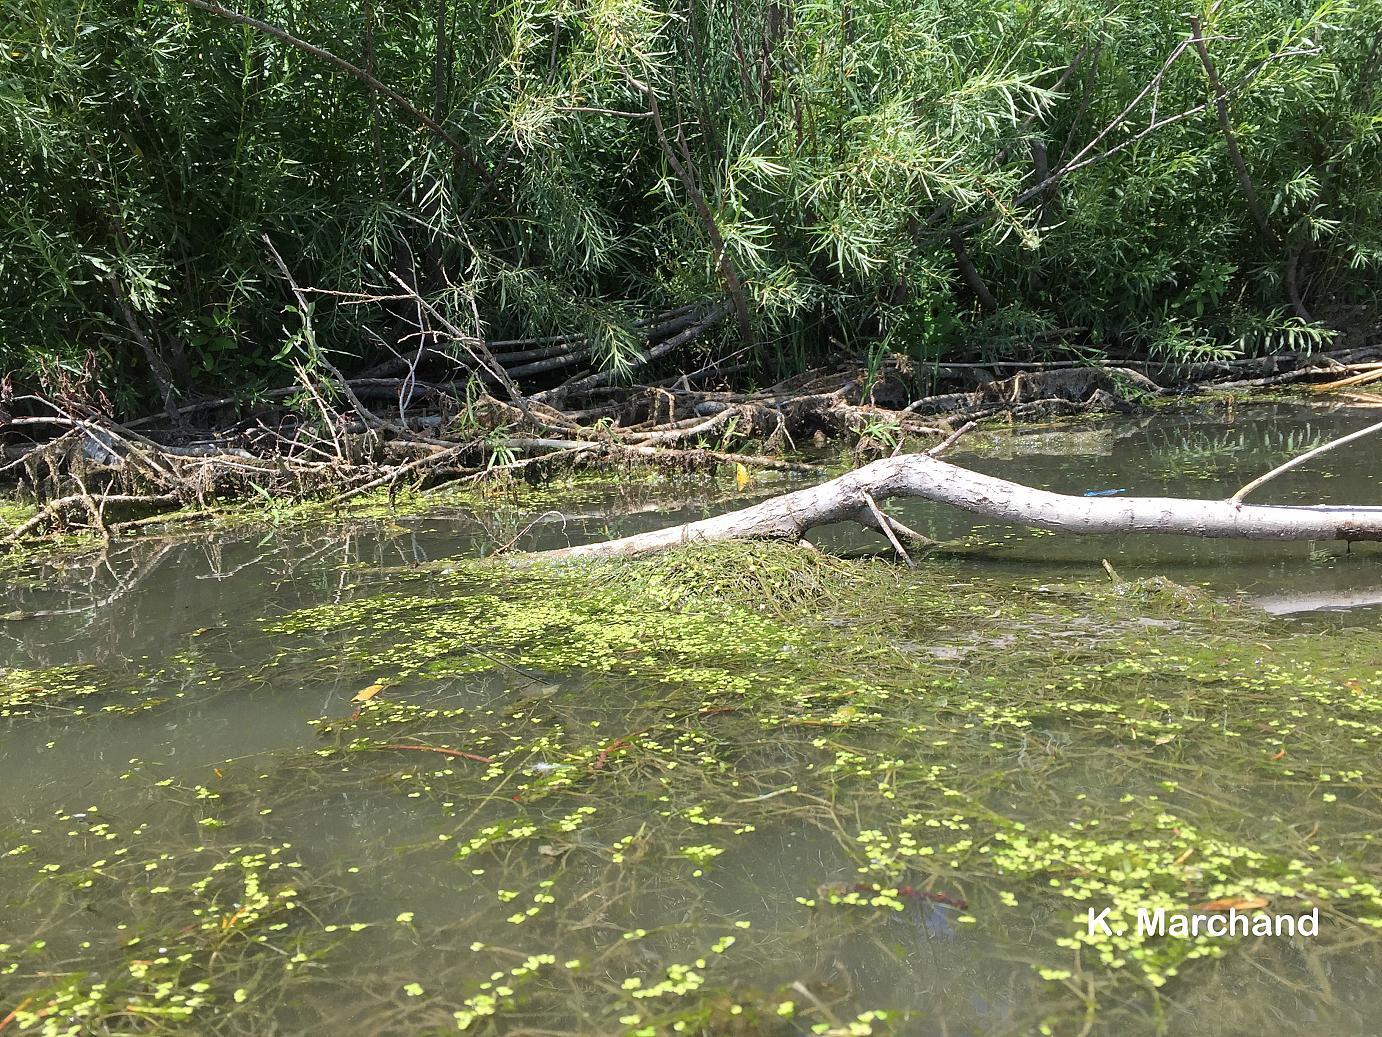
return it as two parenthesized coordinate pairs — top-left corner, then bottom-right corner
(3, 535), (1381, 1034)
(0, 806), (345, 1035)
(0, 666), (105, 717)
(0, 649), (225, 719)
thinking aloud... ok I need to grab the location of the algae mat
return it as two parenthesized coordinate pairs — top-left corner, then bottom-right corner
(2, 533), (1381, 1036)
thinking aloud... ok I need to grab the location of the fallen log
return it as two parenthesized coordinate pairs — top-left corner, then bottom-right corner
(534, 451), (1382, 560)
(1251, 587), (1382, 615)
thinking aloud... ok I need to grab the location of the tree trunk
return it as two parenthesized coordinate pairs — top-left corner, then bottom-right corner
(533, 453), (1382, 560)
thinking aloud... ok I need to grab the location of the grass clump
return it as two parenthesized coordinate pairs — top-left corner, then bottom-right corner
(601, 541), (891, 618)
(0, 498), (37, 536)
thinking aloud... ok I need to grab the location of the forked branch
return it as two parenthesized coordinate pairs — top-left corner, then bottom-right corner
(534, 451), (1382, 560)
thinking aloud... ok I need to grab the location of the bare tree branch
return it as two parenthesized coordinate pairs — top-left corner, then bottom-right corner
(1186, 14), (1276, 249)
(631, 76), (755, 348)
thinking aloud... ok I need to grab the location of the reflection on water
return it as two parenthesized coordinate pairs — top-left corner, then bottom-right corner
(1, 402), (1379, 1035)
(838, 404), (1382, 612)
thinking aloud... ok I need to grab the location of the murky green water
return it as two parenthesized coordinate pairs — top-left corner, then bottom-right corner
(2, 403), (1380, 1035)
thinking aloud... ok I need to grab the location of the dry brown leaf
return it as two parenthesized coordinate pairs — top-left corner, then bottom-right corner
(1198, 895), (1269, 912)
(351, 682), (386, 704)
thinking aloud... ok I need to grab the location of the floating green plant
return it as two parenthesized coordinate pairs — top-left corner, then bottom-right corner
(3, 534), (1380, 1035)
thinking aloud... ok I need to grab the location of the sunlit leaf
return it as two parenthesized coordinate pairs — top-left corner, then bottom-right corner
(351, 682), (387, 704)
(1198, 896), (1270, 911)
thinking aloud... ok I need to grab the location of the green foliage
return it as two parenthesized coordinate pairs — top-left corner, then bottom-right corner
(2, 0), (1379, 408)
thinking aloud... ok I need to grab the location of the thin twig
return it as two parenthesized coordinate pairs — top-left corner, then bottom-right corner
(108, 276), (183, 424)
(324, 444), (465, 507)
(630, 76), (753, 347)
(1230, 418), (1382, 504)
(927, 420), (979, 457)
(386, 274), (526, 403)
(1186, 13), (1275, 249)
(373, 743), (493, 764)
(494, 510), (566, 554)
(862, 490), (914, 567)
(6, 494), (180, 543)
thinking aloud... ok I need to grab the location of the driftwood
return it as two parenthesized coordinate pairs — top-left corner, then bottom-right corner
(536, 450), (1382, 561)
(1252, 588), (1382, 616)
(7, 315), (1381, 547)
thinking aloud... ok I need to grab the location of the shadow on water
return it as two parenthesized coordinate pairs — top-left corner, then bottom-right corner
(1, 402), (1380, 1035)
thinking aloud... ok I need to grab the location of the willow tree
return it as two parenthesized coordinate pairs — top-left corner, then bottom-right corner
(1, 0), (1378, 412)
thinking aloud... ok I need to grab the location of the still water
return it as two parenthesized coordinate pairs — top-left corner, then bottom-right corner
(1, 403), (1379, 1035)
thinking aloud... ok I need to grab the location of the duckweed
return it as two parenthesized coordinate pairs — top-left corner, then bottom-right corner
(3, 525), (1380, 1035)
